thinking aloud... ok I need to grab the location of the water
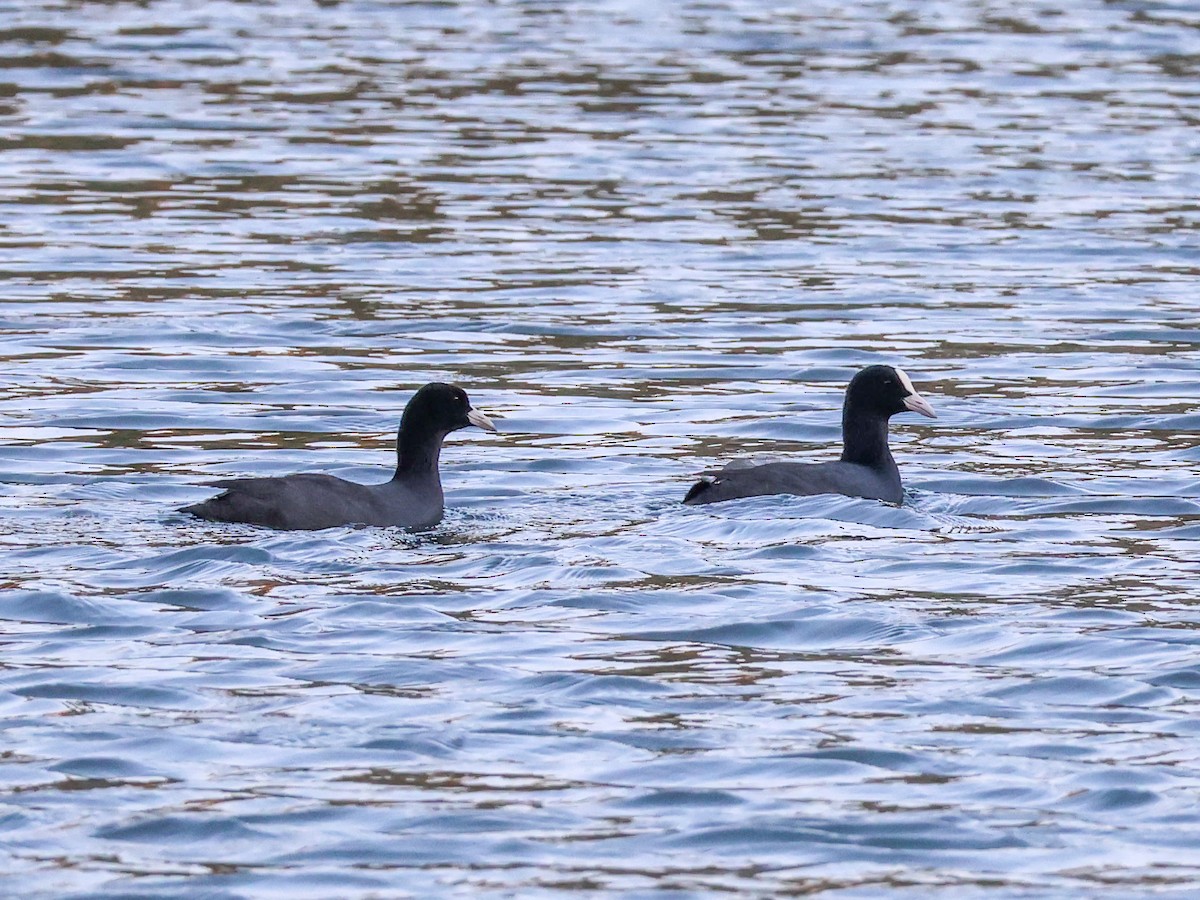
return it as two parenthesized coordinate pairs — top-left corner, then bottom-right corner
(2, 0), (1200, 894)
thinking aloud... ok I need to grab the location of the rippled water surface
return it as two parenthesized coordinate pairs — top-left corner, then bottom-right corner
(3, 0), (1200, 895)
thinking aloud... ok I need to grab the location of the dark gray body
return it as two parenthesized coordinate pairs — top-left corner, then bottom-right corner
(683, 457), (903, 506)
(182, 472), (444, 530)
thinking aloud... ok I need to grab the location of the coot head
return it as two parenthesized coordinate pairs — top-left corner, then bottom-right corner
(846, 365), (936, 419)
(401, 382), (497, 437)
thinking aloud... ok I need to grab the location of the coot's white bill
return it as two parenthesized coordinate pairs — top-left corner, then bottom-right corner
(467, 408), (497, 431)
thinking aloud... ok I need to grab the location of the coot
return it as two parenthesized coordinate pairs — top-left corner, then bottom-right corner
(683, 365), (935, 507)
(182, 382), (496, 530)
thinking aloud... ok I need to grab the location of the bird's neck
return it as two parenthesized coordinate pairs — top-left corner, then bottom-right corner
(394, 429), (446, 477)
(840, 407), (894, 470)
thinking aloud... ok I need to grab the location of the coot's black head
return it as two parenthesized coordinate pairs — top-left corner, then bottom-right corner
(400, 382), (497, 437)
(844, 365), (937, 420)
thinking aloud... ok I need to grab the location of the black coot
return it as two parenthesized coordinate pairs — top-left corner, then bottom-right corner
(683, 365), (936, 507)
(182, 382), (496, 530)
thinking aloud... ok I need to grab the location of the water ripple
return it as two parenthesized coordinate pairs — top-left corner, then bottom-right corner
(3, 0), (1200, 895)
